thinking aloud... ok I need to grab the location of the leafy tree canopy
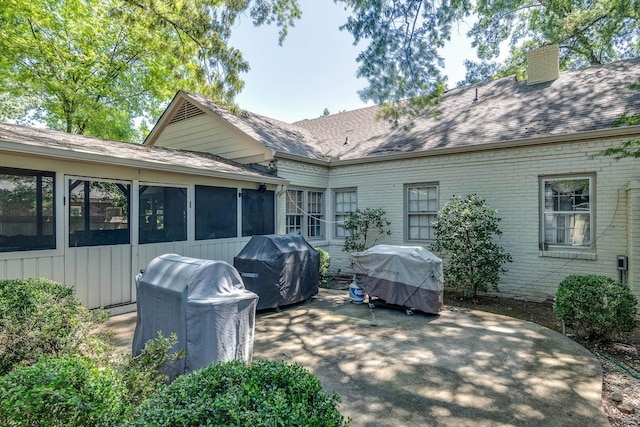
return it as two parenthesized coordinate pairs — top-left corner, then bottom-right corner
(460, 0), (640, 84)
(0, 0), (301, 141)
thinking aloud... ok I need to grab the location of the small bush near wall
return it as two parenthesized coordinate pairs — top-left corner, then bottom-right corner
(0, 278), (110, 375)
(316, 247), (331, 285)
(0, 355), (128, 426)
(553, 275), (638, 341)
(130, 359), (350, 427)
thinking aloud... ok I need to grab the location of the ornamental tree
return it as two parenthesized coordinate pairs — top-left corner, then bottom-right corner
(432, 194), (512, 301)
(341, 207), (391, 253)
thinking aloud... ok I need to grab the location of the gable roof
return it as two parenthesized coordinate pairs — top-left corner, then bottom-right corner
(294, 57), (640, 161)
(145, 91), (326, 160)
(0, 123), (286, 184)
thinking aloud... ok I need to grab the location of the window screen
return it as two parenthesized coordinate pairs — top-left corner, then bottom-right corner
(139, 185), (187, 244)
(0, 167), (55, 252)
(68, 179), (130, 247)
(242, 188), (275, 237)
(195, 185), (237, 240)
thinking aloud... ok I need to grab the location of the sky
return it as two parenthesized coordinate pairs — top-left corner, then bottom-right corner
(230, 0), (480, 123)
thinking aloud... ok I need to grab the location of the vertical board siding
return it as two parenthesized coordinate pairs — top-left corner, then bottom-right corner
(65, 245), (131, 309)
(0, 255), (65, 283)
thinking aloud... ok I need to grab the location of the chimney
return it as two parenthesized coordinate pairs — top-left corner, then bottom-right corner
(526, 44), (559, 85)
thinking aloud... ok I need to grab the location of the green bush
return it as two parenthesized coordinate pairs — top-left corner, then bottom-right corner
(553, 275), (637, 341)
(0, 355), (128, 426)
(341, 207), (391, 253)
(0, 278), (110, 375)
(432, 194), (512, 301)
(316, 247), (331, 284)
(118, 332), (185, 406)
(130, 359), (350, 426)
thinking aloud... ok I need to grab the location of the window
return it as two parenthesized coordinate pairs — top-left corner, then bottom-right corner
(286, 190), (303, 235)
(68, 178), (130, 247)
(195, 185), (237, 240)
(242, 188), (275, 236)
(286, 189), (325, 239)
(0, 167), (55, 252)
(407, 184), (438, 241)
(334, 189), (357, 238)
(139, 185), (187, 244)
(541, 176), (593, 248)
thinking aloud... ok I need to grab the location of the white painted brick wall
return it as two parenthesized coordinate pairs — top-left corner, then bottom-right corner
(303, 136), (639, 302)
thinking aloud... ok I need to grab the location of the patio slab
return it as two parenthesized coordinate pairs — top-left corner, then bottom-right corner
(105, 288), (608, 427)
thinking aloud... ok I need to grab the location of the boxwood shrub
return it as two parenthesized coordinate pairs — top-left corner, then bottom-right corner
(0, 278), (109, 375)
(130, 359), (350, 426)
(0, 355), (128, 426)
(553, 274), (637, 341)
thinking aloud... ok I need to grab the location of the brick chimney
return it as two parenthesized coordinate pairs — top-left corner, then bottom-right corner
(526, 44), (559, 85)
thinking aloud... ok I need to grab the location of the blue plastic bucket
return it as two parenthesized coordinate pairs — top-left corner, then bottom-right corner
(349, 282), (365, 304)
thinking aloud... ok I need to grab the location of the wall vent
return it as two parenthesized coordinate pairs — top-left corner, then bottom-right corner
(168, 100), (205, 124)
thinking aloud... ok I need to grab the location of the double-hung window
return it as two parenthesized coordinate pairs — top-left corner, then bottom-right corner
(406, 184), (439, 241)
(334, 189), (357, 238)
(285, 189), (324, 239)
(541, 176), (593, 248)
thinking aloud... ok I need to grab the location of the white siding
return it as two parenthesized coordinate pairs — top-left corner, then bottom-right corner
(317, 137), (638, 301)
(153, 116), (272, 163)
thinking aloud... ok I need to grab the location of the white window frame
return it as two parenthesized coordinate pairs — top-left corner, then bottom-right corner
(406, 183), (439, 241)
(540, 175), (594, 249)
(334, 189), (357, 238)
(285, 189), (325, 239)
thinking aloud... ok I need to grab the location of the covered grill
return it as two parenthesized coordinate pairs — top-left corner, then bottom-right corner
(351, 245), (444, 314)
(132, 254), (258, 380)
(234, 234), (319, 310)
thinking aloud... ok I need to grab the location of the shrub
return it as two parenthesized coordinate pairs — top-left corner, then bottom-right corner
(432, 194), (512, 301)
(342, 207), (391, 253)
(0, 278), (110, 375)
(118, 332), (185, 406)
(130, 359), (350, 426)
(0, 355), (127, 427)
(553, 275), (637, 341)
(316, 247), (331, 284)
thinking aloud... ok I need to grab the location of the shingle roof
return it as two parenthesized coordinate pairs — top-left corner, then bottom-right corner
(0, 123), (283, 182)
(182, 92), (328, 159)
(293, 58), (640, 160)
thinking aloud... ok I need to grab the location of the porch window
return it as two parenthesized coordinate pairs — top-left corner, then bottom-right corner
(139, 185), (187, 244)
(407, 184), (439, 241)
(68, 178), (130, 247)
(286, 189), (325, 239)
(0, 167), (55, 252)
(195, 185), (237, 240)
(541, 176), (593, 248)
(335, 189), (357, 238)
(242, 188), (275, 236)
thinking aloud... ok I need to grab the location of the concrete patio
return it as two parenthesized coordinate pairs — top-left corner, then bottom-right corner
(105, 288), (609, 427)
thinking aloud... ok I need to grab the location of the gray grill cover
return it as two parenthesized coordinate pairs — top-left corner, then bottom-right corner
(351, 245), (444, 314)
(234, 234), (319, 310)
(132, 254), (258, 380)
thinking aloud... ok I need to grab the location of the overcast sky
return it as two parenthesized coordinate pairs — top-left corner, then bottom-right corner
(230, 0), (480, 123)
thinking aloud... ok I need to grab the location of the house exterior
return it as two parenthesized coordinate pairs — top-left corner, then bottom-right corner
(1, 45), (639, 307)
(0, 124), (286, 310)
(146, 47), (640, 302)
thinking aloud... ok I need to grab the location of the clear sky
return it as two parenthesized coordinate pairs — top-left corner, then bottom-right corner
(230, 0), (480, 123)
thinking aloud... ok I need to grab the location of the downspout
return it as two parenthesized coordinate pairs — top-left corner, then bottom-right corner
(275, 185), (287, 234)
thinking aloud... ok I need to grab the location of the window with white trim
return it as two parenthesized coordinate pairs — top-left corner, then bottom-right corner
(285, 189), (325, 239)
(541, 176), (593, 248)
(406, 184), (438, 241)
(334, 189), (357, 238)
